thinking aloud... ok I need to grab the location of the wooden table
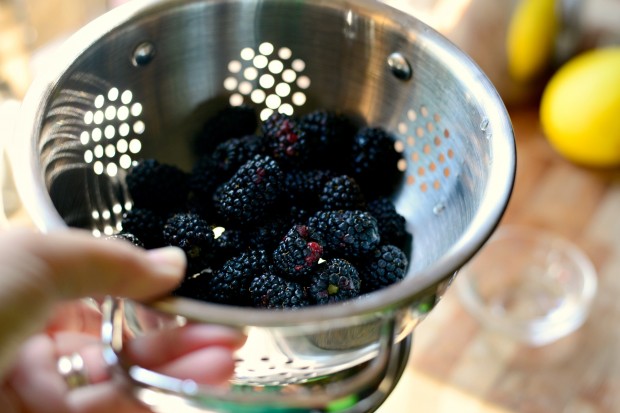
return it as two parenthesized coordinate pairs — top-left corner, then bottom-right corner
(378, 105), (620, 413)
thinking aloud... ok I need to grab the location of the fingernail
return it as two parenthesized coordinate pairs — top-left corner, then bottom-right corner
(147, 247), (187, 278)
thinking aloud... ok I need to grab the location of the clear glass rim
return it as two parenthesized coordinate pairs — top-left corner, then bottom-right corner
(456, 225), (598, 335)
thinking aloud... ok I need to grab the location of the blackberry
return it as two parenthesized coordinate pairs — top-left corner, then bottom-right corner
(319, 175), (366, 211)
(273, 225), (324, 280)
(104, 232), (145, 248)
(211, 226), (249, 262)
(250, 271), (310, 309)
(308, 210), (380, 258)
(187, 154), (220, 205)
(349, 127), (404, 198)
(358, 245), (408, 294)
(212, 135), (268, 178)
(214, 154), (284, 225)
(367, 197), (410, 249)
(203, 249), (270, 306)
(173, 267), (216, 300)
(309, 258), (361, 305)
(249, 215), (291, 252)
(194, 105), (258, 155)
(262, 113), (314, 167)
(121, 207), (167, 248)
(163, 212), (214, 260)
(288, 205), (312, 226)
(126, 159), (189, 212)
(299, 110), (358, 169)
(282, 169), (335, 209)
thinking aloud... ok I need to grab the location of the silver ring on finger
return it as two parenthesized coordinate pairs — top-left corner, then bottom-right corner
(57, 352), (89, 389)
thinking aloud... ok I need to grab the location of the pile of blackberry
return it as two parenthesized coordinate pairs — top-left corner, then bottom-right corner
(113, 105), (412, 309)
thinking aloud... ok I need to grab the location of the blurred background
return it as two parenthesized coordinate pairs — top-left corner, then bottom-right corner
(2, 1), (620, 412)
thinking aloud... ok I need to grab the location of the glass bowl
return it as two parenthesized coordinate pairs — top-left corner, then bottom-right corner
(456, 225), (598, 347)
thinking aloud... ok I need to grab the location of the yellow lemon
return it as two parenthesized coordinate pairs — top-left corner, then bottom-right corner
(540, 47), (620, 167)
(507, 0), (559, 82)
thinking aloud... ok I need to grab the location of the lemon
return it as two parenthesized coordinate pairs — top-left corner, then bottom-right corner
(507, 0), (559, 82)
(540, 47), (620, 167)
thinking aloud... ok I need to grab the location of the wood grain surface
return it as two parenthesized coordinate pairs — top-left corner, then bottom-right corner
(378, 106), (620, 413)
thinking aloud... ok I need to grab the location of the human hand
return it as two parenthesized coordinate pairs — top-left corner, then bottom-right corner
(0, 227), (245, 413)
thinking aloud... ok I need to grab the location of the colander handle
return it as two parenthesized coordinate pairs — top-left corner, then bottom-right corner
(101, 296), (405, 412)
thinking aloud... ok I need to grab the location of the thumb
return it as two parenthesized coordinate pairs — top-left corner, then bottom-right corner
(0, 227), (186, 376)
(0, 227), (186, 301)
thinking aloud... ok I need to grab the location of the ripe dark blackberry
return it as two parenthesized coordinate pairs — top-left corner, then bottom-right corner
(349, 127), (404, 198)
(121, 207), (167, 248)
(299, 109), (358, 169)
(319, 175), (366, 211)
(308, 210), (380, 258)
(187, 154), (220, 204)
(126, 159), (189, 212)
(173, 267), (215, 300)
(203, 249), (270, 306)
(358, 245), (408, 294)
(250, 271), (310, 309)
(309, 258), (361, 305)
(212, 134), (268, 178)
(367, 197), (410, 250)
(288, 205), (312, 226)
(104, 232), (145, 248)
(273, 225), (324, 280)
(163, 212), (214, 260)
(194, 105), (259, 155)
(282, 169), (335, 209)
(214, 154), (284, 225)
(249, 215), (291, 252)
(211, 226), (249, 262)
(262, 113), (315, 167)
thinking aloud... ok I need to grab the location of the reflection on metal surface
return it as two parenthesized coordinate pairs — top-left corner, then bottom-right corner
(131, 41), (156, 67)
(387, 52), (413, 80)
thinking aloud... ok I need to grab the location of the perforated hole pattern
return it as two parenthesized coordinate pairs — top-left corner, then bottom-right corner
(41, 42), (460, 384)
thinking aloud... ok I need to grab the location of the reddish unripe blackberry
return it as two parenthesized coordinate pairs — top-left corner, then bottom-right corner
(214, 154), (284, 225)
(309, 258), (361, 305)
(262, 113), (315, 167)
(273, 225), (324, 280)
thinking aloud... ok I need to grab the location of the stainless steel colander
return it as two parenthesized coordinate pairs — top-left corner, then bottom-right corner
(8, 0), (516, 411)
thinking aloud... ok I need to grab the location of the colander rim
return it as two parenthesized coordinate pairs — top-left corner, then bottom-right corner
(9, 0), (516, 327)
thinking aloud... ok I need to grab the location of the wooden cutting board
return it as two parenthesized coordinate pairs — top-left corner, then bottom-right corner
(378, 105), (620, 413)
